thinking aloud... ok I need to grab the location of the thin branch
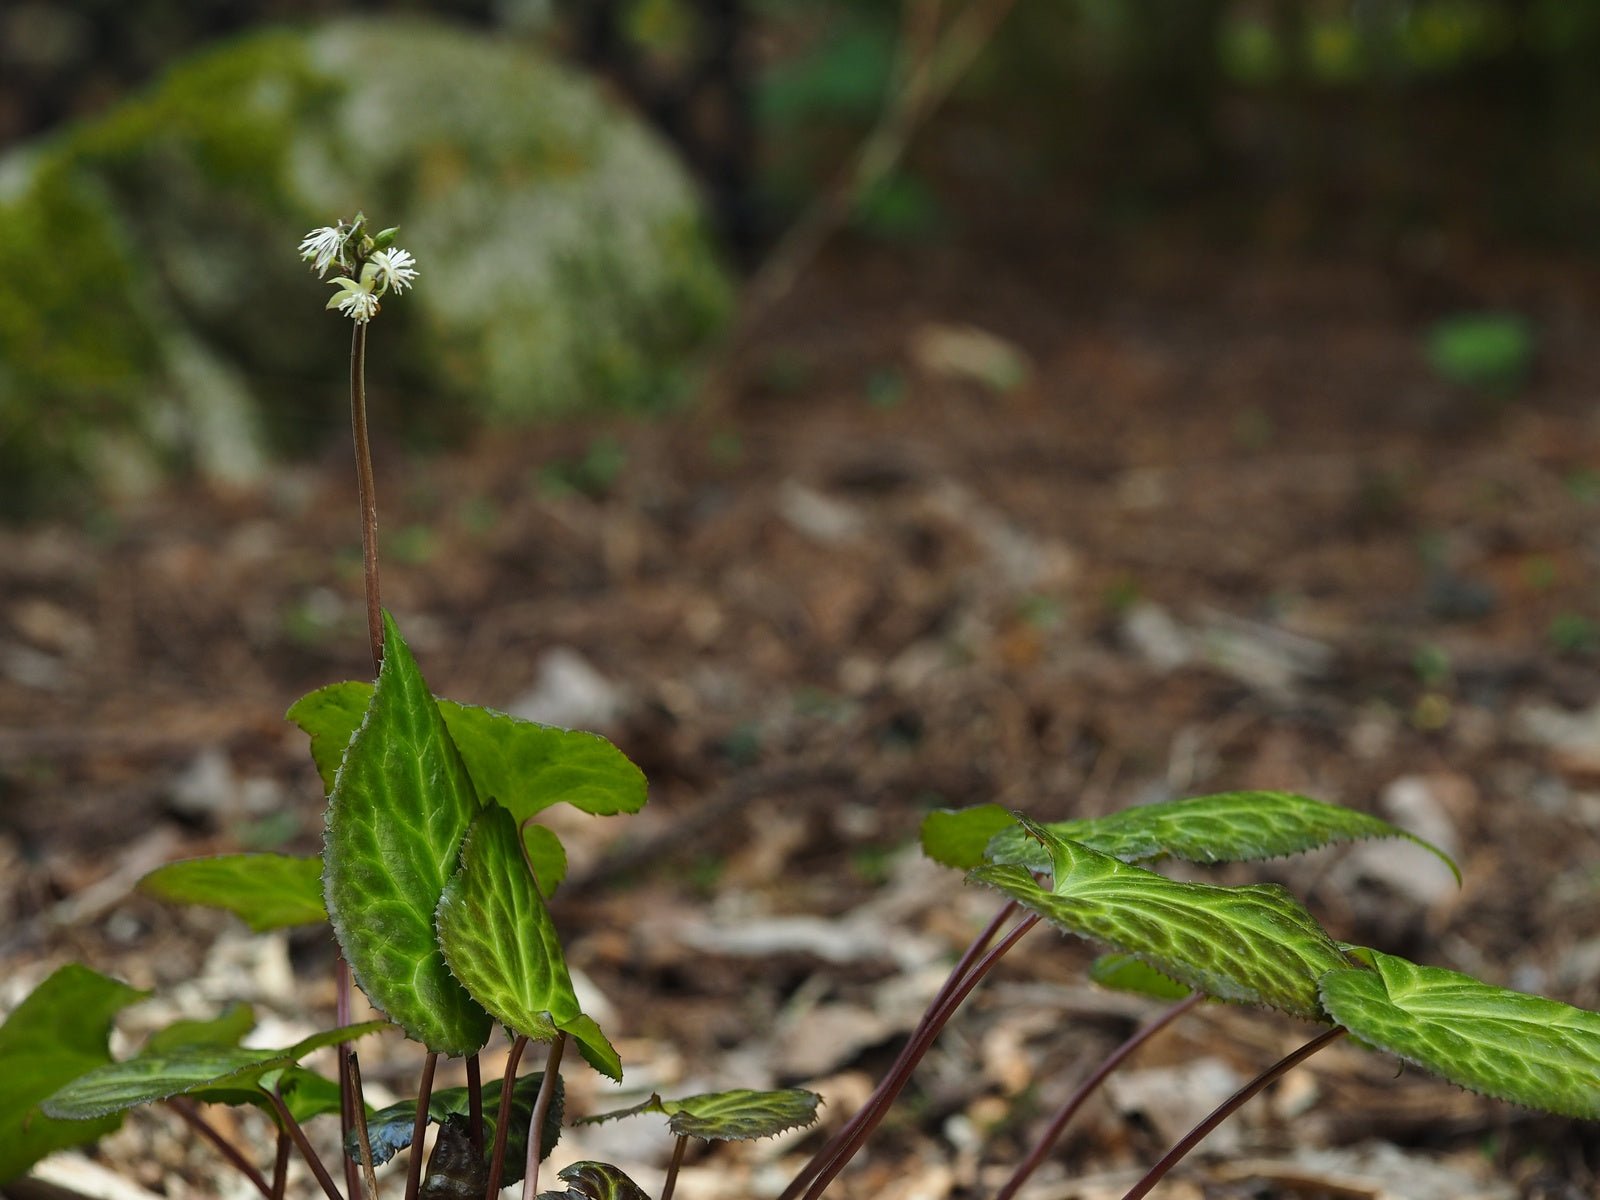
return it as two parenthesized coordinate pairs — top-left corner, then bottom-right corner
(798, 913), (1040, 1200)
(269, 1087), (346, 1200)
(466, 1054), (485, 1155)
(404, 1052), (440, 1200)
(166, 1097), (273, 1200)
(271, 1128), (291, 1200)
(996, 993), (1203, 1200)
(347, 1051), (381, 1200)
(349, 319), (382, 672)
(523, 1035), (567, 1200)
(779, 901), (1020, 1200)
(1119, 1026), (1349, 1200)
(484, 1035), (530, 1200)
(660, 1134), (689, 1200)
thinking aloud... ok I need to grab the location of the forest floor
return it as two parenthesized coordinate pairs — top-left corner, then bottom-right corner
(4, 212), (1600, 1200)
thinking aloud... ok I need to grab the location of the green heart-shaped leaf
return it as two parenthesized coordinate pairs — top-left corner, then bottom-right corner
(322, 612), (491, 1056)
(919, 804), (1015, 870)
(986, 791), (1457, 879)
(347, 1070), (562, 1186)
(435, 806), (620, 1079)
(140, 855), (327, 931)
(1320, 948), (1600, 1119)
(537, 1161), (650, 1200)
(289, 682), (646, 896)
(972, 816), (1350, 1019)
(0, 965), (147, 1183)
(582, 1089), (821, 1141)
(1088, 954), (1193, 1001)
(40, 1021), (387, 1120)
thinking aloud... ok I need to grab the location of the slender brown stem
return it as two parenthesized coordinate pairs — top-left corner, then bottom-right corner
(660, 1134), (689, 1200)
(466, 1054), (485, 1156)
(1119, 1026), (1349, 1200)
(523, 1034), (567, 1200)
(799, 913), (1039, 1200)
(404, 1052), (440, 1200)
(347, 1051), (381, 1200)
(779, 901), (1020, 1200)
(166, 1097), (274, 1199)
(271, 1128), (291, 1200)
(484, 1035), (530, 1200)
(995, 993), (1204, 1200)
(268, 1088), (345, 1200)
(337, 959), (361, 1200)
(349, 319), (382, 672)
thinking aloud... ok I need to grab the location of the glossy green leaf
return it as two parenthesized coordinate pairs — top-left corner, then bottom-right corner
(263, 1068), (345, 1124)
(348, 1070), (561, 1185)
(143, 1004), (255, 1055)
(41, 1021), (387, 1120)
(322, 613), (491, 1056)
(919, 804), (1015, 870)
(537, 1161), (650, 1200)
(0, 965), (147, 1182)
(436, 807), (620, 1079)
(140, 855), (327, 931)
(972, 816), (1350, 1020)
(289, 682), (645, 896)
(582, 1089), (821, 1141)
(987, 791), (1457, 880)
(1320, 948), (1600, 1119)
(1088, 954), (1193, 1001)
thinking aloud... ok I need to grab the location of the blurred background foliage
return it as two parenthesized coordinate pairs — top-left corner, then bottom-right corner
(3, 0), (1599, 515)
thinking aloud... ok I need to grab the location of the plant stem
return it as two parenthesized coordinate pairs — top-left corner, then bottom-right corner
(405, 1052), (440, 1200)
(798, 913), (1040, 1200)
(484, 1035), (530, 1200)
(995, 993), (1203, 1200)
(466, 1053), (485, 1155)
(779, 901), (1020, 1200)
(348, 1051), (381, 1200)
(349, 319), (383, 672)
(660, 1134), (689, 1200)
(523, 1034), (567, 1200)
(1119, 1026), (1348, 1200)
(271, 1128), (291, 1200)
(269, 1087), (346, 1200)
(166, 1097), (274, 1200)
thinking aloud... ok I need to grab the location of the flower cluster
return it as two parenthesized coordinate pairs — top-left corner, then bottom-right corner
(298, 214), (419, 324)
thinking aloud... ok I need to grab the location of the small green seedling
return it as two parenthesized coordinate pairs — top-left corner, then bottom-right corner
(2, 214), (1596, 1200)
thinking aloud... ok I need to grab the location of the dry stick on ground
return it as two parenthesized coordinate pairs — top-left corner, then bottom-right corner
(466, 1053), (485, 1154)
(995, 992), (1205, 1200)
(347, 1051), (381, 1200)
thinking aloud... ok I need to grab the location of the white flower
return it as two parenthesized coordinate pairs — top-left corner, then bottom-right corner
(370, 247), (418, 294)
(298, 225), (346, 278)
(327, 276), (380, 323)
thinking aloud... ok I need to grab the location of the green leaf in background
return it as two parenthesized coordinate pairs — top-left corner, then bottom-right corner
(1425, 312), (1534, 394)
(537, 1160), (651, 1200)
(436, 806), (620, 1079)
(289, 682), (645, 896)
(140, 854), (328, 931)
(41, 1021), (387, 1120)
(986, 791), (1458, 880)
(0, 965), (147, 1183)
(322, 612), (492, 1056)
(347, 1070), (562, 1186)
(1320, 948), (1600, 1119)
(582, 1089), (821, 1141)
(1088, 954), (1193, 1001)
(972, 816), (1351, 1020)
(142, 1003), (255, 1054)
(919, 804), (1016, 870)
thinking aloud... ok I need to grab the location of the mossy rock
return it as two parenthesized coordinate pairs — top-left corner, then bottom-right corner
(0, 18), (731, 516)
